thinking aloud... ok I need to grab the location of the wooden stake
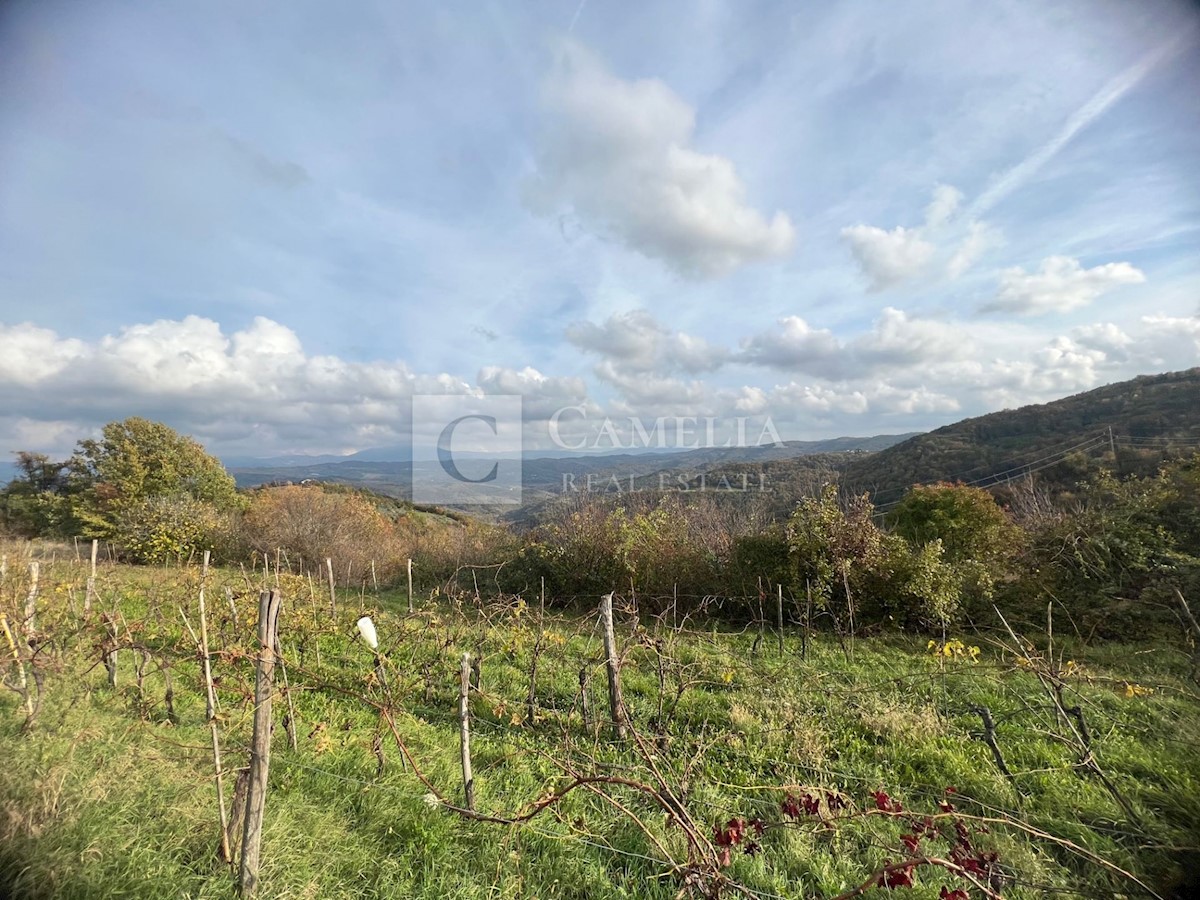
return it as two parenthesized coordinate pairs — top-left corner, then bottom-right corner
(326, 558), (336, 617)
(24, 561), (39, 635)
(0, 612), (31, 717)
(239, 589), (282, 897)
(197, 552), (231, 862)
(776, 583), (784, 657)
(407, 558), (414, 613)
(600, 593), (626, 740)
(459, 652), (475, 810)
(86, 539), (98, 612)
(803, 579), (812, 662)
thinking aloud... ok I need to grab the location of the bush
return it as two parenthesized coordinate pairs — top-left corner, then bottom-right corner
(240, 485), (402, 581)
(116, 494), (232, 564)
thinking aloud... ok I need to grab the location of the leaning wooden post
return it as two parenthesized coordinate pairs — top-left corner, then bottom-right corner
(0, 611), (32, 717)
(197, 552), (231, 862)
(459, 652), (475, 810)
(407, 558), (414, 613)
(600, 593), (627, 740)
(239, 589), (282, 897)
(325, 558), (336, 617)
(776, 583), (784, 657)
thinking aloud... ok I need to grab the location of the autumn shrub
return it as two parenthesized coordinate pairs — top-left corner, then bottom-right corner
(113, 494), (233, 564)
(788, 486), (964, 630)
(239, 484), (403, 582)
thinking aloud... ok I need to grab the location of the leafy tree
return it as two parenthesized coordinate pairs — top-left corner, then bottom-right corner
(72, 418), (239, 534)
(888, 482), (1022, 618)
(888, 482), (1020, 564)
(0, 452), (82, 536)
(787, 486), (964, 629)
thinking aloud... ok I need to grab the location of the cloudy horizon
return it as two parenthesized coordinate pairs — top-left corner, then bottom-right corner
(1, 1), (1198, 461)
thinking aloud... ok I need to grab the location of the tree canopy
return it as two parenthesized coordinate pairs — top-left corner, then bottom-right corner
(1, 417), (240, 561)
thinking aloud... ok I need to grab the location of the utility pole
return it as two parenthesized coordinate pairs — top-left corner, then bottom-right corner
(1107, 425), (1118, 473)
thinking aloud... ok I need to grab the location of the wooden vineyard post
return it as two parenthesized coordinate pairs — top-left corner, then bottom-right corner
(85, 539), (98, 612)
(326, 558), (336, 617)
(197, 552), (231, 862)
(600, 593), (627, 740)
(24, 561), (39, 636)
(803, 579), (812, 661)
(239, 589), (282, 897)
(407, 558), (414, 613)
(459, 652), (475, 810)
(777, 583), (785, 657)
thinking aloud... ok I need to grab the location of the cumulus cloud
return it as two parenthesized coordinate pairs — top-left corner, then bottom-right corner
(986, 256), (1146, 315)
(566, 309), (730, 376)
(526, 39), (795, 278)
(748, 380), (959, 419)
(740, 307), (966, 377)
(476, 365), (593, 418)
(840, 225), (935, 291)
(842, 184), (1000, 289)
(0, 316), (528, 455)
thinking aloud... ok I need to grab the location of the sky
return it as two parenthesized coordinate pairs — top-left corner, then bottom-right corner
(1, 0), (1198, 460)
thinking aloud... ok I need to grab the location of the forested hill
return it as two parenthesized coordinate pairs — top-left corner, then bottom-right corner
(840, 368), (1200, 508)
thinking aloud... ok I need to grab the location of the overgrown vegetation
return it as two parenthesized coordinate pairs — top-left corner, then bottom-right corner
(1, 555), (1198, 899)
(3, 416), (1200, 897)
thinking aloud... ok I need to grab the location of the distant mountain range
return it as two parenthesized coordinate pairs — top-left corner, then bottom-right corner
(223, 434), (911, 503)
(7, 369), (1197, 521)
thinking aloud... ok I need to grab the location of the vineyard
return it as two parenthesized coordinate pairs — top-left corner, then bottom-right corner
(1, 541), (1198, 899)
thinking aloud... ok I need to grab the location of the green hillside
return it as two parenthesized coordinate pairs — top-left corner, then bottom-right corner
(840, 369), (1200, 509)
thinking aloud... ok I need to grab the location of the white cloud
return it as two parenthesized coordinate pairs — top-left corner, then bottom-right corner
(740, 307), (966, 376)
(946, 221), (1000, 279)
(0, 316), (473, 455)
(476, 366), (594, 418)
(986, 255), (1146, 315)
(738, 315), (842, 370)
(0, 323), (86, 386)
(526, 39), (795, 278)
(1071, 322), (1134, 361)
(841, 184), (1000, 289)
(566, 309), (730, 383)
(840, 224), (935, 291)
(924, 184), (963, 228)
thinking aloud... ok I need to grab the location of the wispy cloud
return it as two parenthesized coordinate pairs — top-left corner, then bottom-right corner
(969, 33), (1192, 218)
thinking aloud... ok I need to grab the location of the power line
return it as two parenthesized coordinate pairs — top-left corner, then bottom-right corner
(862, 431), (1112, 511)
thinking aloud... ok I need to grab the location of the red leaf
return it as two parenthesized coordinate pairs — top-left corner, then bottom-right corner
(872, 790), (903, 813)
(880, 861), (916, 889)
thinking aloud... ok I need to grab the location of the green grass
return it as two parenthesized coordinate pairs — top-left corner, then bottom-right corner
(1, 560), (1198, 898)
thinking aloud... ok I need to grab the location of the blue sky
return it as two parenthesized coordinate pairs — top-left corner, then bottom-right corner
(1, 0), (1198, 458)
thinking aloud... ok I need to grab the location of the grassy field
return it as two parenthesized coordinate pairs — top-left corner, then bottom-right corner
(1, 553), (1198, 899)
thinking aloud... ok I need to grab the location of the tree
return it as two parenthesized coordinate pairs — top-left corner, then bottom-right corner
(787, 486), (964, 630)
(0, 452), (81, 536)
(39, 417), (243, 562)
(888, 482), (1019, 565)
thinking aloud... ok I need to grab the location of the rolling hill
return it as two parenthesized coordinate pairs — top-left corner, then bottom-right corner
(840, 368), (1200, 509)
